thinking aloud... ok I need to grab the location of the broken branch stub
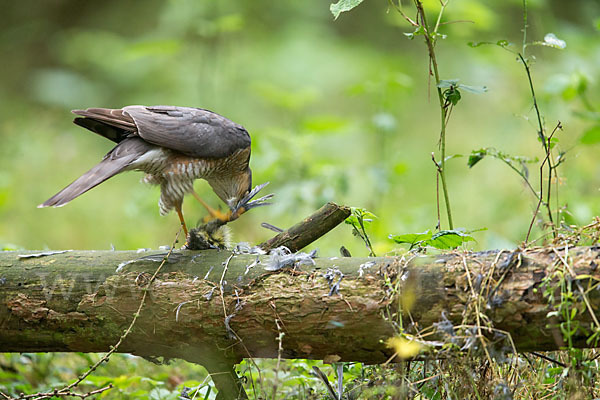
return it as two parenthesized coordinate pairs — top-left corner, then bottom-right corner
(258, 202), (352, 253)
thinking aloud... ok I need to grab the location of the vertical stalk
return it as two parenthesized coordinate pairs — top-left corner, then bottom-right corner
(414, 0), (454, 229)
(522, 0), (528, 56)
(518, 53), (557, 239)
(520, 0), (558, 240)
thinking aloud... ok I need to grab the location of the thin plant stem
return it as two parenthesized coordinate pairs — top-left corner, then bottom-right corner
(522, 0), (528, 56)
(525, 122), (561, 242)
(414, 0), (454, 230)
(358, 217), (376, 257)
(518, 53), (547, 153)
(520, 4), (558, 237)
(519, 52), (559, 240)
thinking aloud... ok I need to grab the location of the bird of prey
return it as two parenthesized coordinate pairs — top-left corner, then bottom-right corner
(39, 105), (270, 236)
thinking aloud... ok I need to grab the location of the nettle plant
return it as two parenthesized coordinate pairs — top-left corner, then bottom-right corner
(332, 2), (600, 397)
(334, 0), (570, 253)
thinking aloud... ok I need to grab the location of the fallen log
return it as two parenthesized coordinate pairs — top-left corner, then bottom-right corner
(1, 245), (599, 366)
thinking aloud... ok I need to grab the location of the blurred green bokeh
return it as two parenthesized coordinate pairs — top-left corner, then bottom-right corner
(1, 0), (599, 255)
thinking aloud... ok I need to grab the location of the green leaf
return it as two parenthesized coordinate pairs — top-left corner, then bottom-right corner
(468, 149), (487, 168)
(467, 41), (488, 48)
(403, 26), (425, 40)
(345, 215), (359, 226)
(345, 207), (376, 230)
(580, 125), (600, 145)
(390, 229), (475, 250)
(330, 0), (365, 20)
(389, 231), (432, 247)
(428, 230), (475, 249)
(467, 147), (537, 170)
(467, 40), (511, 49)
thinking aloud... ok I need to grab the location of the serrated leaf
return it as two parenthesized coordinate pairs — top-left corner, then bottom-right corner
(389, 231), (432, 246)
(428, 230), (475, 249)
(391, 229), (475, 250)
(580, 125), (600, 145)
(330, 0), (365, 20)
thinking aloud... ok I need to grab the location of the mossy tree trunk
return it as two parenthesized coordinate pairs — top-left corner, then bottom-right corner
(1, 246), (599, 366)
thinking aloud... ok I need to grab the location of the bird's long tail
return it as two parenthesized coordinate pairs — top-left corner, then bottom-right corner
(38, 137), (153, 208)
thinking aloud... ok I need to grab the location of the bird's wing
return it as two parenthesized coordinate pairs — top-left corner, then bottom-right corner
(72, 108), (136, 143)
(38, 138), (155, 208)
(73, 108), (136, 131)
(122, 105), (251, 159)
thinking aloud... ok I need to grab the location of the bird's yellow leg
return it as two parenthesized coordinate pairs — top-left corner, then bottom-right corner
(191, 190), (231, 222)
(175, 205), (189, 236)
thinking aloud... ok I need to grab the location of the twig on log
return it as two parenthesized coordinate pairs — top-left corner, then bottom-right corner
(259, 202), (351, 252)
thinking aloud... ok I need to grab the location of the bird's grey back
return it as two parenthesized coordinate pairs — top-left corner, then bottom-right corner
(123, 105), (251, 160)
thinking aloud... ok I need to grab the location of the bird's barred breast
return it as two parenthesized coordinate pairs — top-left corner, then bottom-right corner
(129, 148), (211, 180)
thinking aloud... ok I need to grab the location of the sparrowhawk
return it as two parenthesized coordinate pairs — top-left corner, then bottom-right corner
(39, 105), (268, 236)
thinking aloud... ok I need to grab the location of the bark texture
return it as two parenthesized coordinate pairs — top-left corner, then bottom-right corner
(1, 246), (600, 365)
(258, 202), (351, 252)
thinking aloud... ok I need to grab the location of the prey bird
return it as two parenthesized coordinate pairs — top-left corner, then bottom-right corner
(39, 105), (271, 236)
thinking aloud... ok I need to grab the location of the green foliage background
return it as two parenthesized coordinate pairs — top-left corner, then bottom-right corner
(1, 0), (600, 397)
(1, 0), (598, 255)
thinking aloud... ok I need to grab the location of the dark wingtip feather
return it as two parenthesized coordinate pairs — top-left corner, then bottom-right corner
(37, 188), (83, 209)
